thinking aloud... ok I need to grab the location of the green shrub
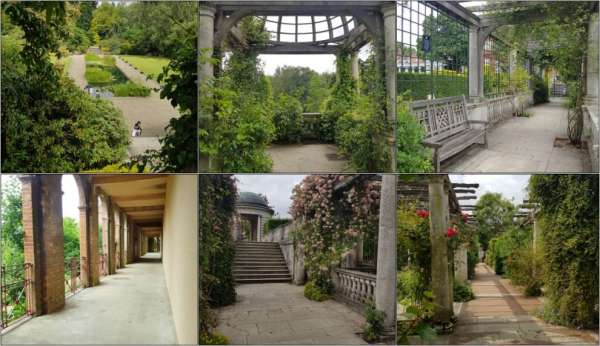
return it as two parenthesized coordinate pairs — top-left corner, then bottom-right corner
(264, 218), (291, 233)
(453, 280), (474, 302)
(273, 94), (303, 143)
(533, 75), (549, 104)
(84, 54), (102, 63)
(397, 95), (433, 173)
(397, 290), (437, 344)
(397, 267), (426, 303)
(467, 246), (478, 280)
(505, 244), (542, 297)
(199, 332), (229, 345)
(335, 95), (389, 172)
(110, 81), (150, 97)
(362, 300), (385, 343)
(85, 66), (113, 85)
(304, 280), (332, 302)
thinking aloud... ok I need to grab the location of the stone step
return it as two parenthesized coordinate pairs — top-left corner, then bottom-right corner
(236, 249), (283, 254)
(233, 267), (289, 275)
(236, 242), (279, 246)
(235, 253), (284, 258)
(235, 255), (284, 259)
(235, 277), (292, 284)
(234, 273), (292, 280)
(234, 261), (287, 267)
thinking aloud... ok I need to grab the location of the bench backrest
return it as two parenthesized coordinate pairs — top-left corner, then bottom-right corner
(409, 95), (469, 142)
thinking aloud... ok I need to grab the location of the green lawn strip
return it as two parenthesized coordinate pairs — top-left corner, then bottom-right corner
(119, 55), (171, 81)
(84, 53), (150, 97)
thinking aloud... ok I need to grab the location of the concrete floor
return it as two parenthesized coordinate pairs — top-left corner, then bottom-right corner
(442, 263), (599, 345)
(1, 262), (177, 344)
(267, 143), (349, 172)
(444, 98), (589, 173)
(216, 283), (367, 344)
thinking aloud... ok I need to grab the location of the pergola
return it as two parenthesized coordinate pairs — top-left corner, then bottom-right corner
(199, 1), (398, 172)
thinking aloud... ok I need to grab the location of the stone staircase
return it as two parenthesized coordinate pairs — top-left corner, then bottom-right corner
(233, 242), (291, 284)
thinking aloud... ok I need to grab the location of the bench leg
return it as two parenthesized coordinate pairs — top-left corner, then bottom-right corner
(482, 131), (488, 149)
(433, 149), (441, 172)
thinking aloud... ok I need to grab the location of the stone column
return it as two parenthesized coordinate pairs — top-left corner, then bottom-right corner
(126, 217), (134, 264)
(375, 174), (397, 334)
(293, 244), (306, 285)
(118, 211), (125, 268)
(469, 26), (483, 100)
(351, 52), (360, 93)
(454, 243), (469, 282)
(257, 215), (262, 242)
(428, 175), (453, 323)
(382, 3), (397, 172)
(199, 3), (216, 171)
(113, 207), (120, 269)
(107, 199), (116, 274)
(20, 175), (65, 315)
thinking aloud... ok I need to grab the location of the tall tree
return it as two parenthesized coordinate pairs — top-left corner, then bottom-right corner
(416, 13), (468, 70)
(475, 192), (516, 252)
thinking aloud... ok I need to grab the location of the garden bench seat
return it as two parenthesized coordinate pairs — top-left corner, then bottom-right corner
(410, 95), (487, 172)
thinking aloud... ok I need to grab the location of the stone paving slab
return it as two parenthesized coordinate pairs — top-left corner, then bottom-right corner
(216, 283), (367, 345)
(444, 98), (588, 173)
(450, 263), (599, 344)
(267, 144), (349, 173)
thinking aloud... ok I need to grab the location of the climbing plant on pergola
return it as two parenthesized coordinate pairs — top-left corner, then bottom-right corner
(199, 1), (397, 172)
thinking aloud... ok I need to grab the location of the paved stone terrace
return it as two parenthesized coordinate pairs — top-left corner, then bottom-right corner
(216, 283), (367, 344)
(267, 144), (349, 172)
(2, 262), (177, 344)
(445, 98), (589, 173)
(445, 263), (598, 345)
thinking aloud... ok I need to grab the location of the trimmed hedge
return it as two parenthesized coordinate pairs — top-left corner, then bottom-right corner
(398, 72), (467, 100)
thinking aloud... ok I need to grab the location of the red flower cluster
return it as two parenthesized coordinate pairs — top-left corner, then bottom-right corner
(446, 227), (458, 238)
(461, 212), (469, 222)
(416, 209), (429, 218)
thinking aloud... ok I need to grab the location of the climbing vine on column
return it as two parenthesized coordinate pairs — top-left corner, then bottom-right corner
(200, 17), (275, 172)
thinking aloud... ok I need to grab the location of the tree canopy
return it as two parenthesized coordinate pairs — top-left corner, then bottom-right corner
(474, 192), (516, 252)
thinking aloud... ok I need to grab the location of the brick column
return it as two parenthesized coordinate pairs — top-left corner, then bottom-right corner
(74, 175), (99, 288)
(20, 175), (65, 315)
(100, 195), (110, 269)
(89, 187), (100, 285)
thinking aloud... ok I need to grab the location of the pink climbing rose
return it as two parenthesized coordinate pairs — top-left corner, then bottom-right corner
(446, 227), (458, 238)
(416, 209), (429, 218)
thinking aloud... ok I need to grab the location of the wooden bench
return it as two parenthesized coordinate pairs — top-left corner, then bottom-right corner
(410, 95), (487, 172)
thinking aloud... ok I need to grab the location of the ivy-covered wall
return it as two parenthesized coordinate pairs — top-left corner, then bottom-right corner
(529, 175), (599, 329)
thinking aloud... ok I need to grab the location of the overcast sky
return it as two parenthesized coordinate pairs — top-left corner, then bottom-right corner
(450, 174), (531, 207)
(235, 175), (306, 218)
(234, 174), (531, 219)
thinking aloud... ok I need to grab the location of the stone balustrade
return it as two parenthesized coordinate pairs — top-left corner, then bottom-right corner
(333, 268), (376, 307)
(488, 94), (514, 124)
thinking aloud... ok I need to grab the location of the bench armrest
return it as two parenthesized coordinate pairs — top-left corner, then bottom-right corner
(422, 139), (443, 148)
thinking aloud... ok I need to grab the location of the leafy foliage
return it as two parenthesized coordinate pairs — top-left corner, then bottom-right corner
(529, 175), (598, 328)
(397, 290), (437, 345)
(303, 280), (332, 302)
(273, 95), (303, 143)
(363, 299), (386, 342)
(1, 2), (129, 172)
(199, 175), (237, 342)
(396, 95), (433, 173)
(415, 14), (468, 70)
(270, 66), (333, 113)
(63, 217), (80, 261)
(200, 17), (274, 172)
(264, 218), (291, 234)
(474, 192), (516, 253)
(532, 75), (549, 104)
(397, 72), (467, 100)
(453, 280), (474, 302)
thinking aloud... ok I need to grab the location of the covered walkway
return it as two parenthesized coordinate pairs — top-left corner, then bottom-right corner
(216, 283), (366, 345)
(445, 98), (589, 172)
(447, 263), (598, 344)
(2, 262), (177, 344)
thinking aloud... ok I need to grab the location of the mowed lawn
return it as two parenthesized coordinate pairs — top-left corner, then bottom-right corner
(119, 55), (170, 80)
